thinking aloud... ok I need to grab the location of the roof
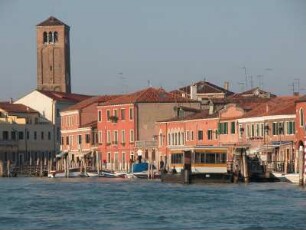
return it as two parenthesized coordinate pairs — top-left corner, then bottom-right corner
(0, 102), (38, 114)
(38, 90), (91, 103)
(296, 95), (306, 103)
(100, 87), (198, 106)
(159, 109), (219, 123)
(243, 96), (299, 118)
(173, 81), (234, 96)
(37, 16), (68, 27)
(63, 95), (121, 112)
(230, 87), (276, 99)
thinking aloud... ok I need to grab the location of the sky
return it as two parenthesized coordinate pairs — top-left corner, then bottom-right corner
(0, 0), (306, 100)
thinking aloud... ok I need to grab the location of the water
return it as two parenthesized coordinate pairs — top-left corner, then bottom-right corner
(0, 178), (305, 230)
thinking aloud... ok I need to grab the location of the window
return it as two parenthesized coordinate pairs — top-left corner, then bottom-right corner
(107, 130), (111, 144)
(159, 132), (163, 146)
(107, 152), (111, 163)
(191, 131), (194, 141)
(171, 153), (183, 164)
(41, 131), (44, 140)
(34, 131), (37, 140)
(106, 110), (111, 121)
(238, 124), (243, 139)
(11, 131), (16, 140)
(286, 121), (295, 135)
(27, 131), (30, 140)
(85, 134), (90, 143)
(198, 130), (203, 140)
(113, 109), (118, 118)
(48, 32), (53, 43)
(66, 136), (69, 145)
(78, 135), (82, 144)
(48, 132), (51, 140)
(113, 131), (118, 144)
(300, 108), (304, 127)
(43, 32), (48, 43)
(129, 108), (134, 120)
(130, 130), (134, 143)
(98, 131), (103, 144)
(207, 130), (213, 140)
(54, 32), (58, 43)
(121, 109), (126, 120)
(218, 122), (228, 134)
(186, 131), (190, 141)
(98, 111), (102, 122)
(122, 152), (126, 169)
(231, 122), (235, 134)
(2, 131), (8, 140)
(121, 130), (125, 143)
(61, 137), (64, 145)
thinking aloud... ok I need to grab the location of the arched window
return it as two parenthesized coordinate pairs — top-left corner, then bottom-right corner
(300, 108), (304, 127)
(54, 32), (58, 43)
(48, 32), (53, 43)
(43, 32), (48, 43)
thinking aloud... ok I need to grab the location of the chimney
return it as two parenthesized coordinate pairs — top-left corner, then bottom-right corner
(224, 81), (229, 91)
(10, 98), (13, 104)
(209, 100), (214, 115)
(190, 84), (197, 100)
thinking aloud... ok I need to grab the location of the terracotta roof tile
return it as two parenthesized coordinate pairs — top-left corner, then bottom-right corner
(100, 87), (198, 106)
(38, 90), (91, 103)
(63, 95), (122, 112)
(0, 102), (37, 114)
(37, 16), (68, 27)
(243, 96), (299, 118)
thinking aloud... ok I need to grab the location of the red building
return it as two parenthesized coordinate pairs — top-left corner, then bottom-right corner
(295, 95), (306, 185)
(60, 95), (119, 170)
(97, 87), (200, 172)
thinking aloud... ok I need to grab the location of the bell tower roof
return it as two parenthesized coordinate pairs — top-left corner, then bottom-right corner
(37, 16), (69, 27)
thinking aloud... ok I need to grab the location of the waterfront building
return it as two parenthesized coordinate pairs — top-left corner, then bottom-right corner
(15, 90), (91, 154)
(157, 108), (219, 172)
(236, 96), (299, 174)
(295, 95), (306, 185)
(36, 16), (71, 93)
(60, 95), (120, 171)
(0, 102), (54, 176)
(97, 87), (201, 171)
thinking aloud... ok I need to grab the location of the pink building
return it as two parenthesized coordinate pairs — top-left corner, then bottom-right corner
(97, 87), (200, 171)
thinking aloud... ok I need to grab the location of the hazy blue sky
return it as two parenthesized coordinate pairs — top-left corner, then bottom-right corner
(0, 0), (305, 100)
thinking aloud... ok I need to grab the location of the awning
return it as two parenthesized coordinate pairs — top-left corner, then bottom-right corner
(56, 151), (68, 158)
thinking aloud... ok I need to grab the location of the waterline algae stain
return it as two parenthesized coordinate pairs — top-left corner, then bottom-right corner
(0, 178), (306, 230)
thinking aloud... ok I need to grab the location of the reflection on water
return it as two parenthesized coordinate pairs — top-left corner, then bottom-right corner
(0, 178), (305, 230)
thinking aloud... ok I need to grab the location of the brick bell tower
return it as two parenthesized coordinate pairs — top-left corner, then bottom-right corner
(36, 16), (71, 93)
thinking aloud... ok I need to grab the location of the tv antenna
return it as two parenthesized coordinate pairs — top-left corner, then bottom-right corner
(242, 66), (248, 89)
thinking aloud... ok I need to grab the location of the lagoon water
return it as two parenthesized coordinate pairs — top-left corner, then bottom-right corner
(0, 178), (306, 230)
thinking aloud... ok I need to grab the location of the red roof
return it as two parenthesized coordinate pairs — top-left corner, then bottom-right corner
(37, 16), (68, 27)
(243, 96), (299, 118)
(173, 81), (234, 96)
(63, 95), (121, 112)
(0, 102), (38, 114)
(159, 109), (218, 122)
(38, 90), (91, 103)
(230, 87), (276, 99)
(100, 87), (198, 106)
(296, 95), (306, 103)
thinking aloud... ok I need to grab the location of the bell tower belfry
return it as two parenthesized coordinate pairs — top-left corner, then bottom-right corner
(36, 16), (71, 93)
